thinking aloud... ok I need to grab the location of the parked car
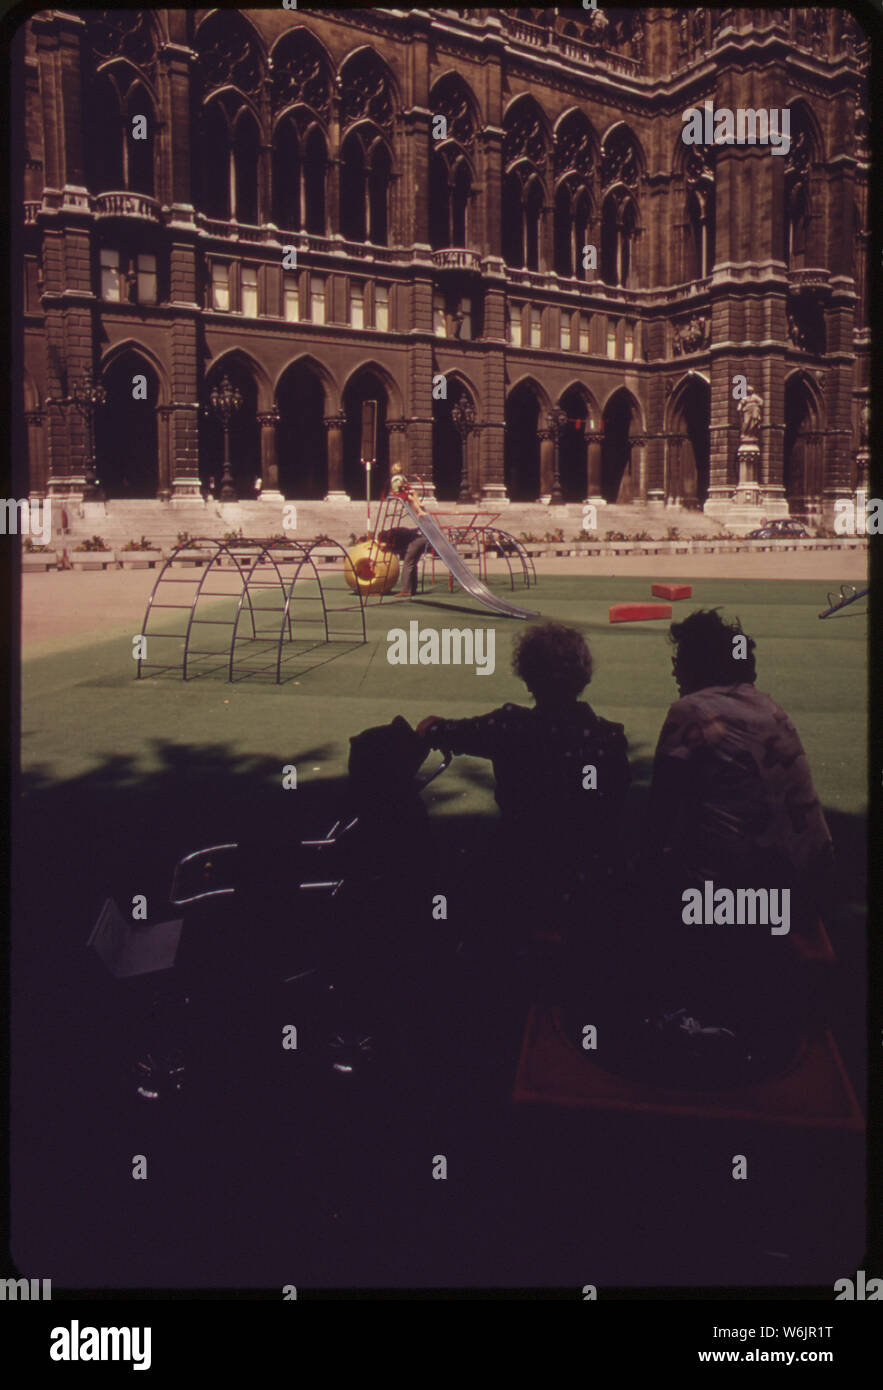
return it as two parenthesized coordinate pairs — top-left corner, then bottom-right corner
(746, 519), (810, 540)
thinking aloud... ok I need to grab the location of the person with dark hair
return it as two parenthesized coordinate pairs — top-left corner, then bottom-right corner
(640, 608), (835, 1058)
(417, 622), (630, 945)
(647, 608), (832, 891)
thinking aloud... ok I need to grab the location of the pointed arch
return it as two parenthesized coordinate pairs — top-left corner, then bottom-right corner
(442, 368), (482, 416)
(207, 347), (275, 413)
(502, 92), (551, 167)
(269, 24), (334, 126)
(275, 356), (332, 499)
(99, 338), (170, 404)
(433, 372), (480, 501)
(430, 70), (482, 141)
(194, 9), (267, 102)
(339, 47), (399, 134)
(508, 373), (553, 417)
(784, 369), (825, 516)
(341, 358), (404, 420)
(600, 386), (643, 504)
(557, 380), (600, 430)
(664, 372), (711, 506)
(505, 375), (550, 502)
(274, 352), (341, 415)
(95, 346), (162, 499)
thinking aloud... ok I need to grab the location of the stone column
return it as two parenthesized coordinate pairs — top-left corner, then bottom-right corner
(324, 413), (348, 501)
(257, 410), (283, 503)
(387, 419), (417, 491)
(169, 406), (202, 504)
(24, 410), (47, 497)
(479, 422), (507, 502)
(538, 428), (554, 504)
(630, 435), (647, 502)
(156, 406), (173, 501)
(585, 431), (604, 505)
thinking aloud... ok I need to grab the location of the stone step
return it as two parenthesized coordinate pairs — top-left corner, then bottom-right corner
(53, 498), (721, 545)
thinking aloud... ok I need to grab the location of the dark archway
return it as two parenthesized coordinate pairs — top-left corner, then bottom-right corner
(433, 379), (475, 501)
(601, 389), (636, 503)
(95, 353), (159, 499)
(276, 362), (328, 499)
(558, 387), (590, 501)
(784, 374), (822, 518)
(342, 370), (389, 499)
(200, 362), (261, 498)
(668, 375), (710, 506)
(505, 383), (542, 501)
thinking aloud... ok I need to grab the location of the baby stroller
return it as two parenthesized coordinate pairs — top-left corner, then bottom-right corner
(135, 718), (454, 1105)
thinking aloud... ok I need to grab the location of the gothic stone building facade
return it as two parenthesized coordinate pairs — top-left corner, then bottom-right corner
(17, 7), (870, 521)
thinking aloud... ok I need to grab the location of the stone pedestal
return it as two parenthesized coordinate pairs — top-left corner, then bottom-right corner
(480, 483), (509, 503)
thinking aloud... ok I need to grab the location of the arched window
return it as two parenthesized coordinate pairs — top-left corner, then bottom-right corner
(784, 107), (818, 269)
(126, 84), (155, 195)
(340, 133), (367, 241)
(339, 50), (396, 244)
(600, 194), (618, 284)
(233, 112), (259, 224)
(600, 192), (637, 287)
(428, 75), (479, 250)
(524, 178), (544, 271)
(203, 103), (230, 219)
(87, 76), (125, 191)
(599, 125), (643, 286)
(683, 145), (715, 280)
(269, 29), (331, 234)
(303, 126), (327, 233)
(451, 160), (471, 246)
(200, 102), (260, 222)
(553, 110), (596, 277)
(273, 118), (301, 230)
(554, 179), (592, 278)
(503, 96), (550, 270)
(368, 141), (391, 244)
(429, 153), (450, 249)
(502, 172), (522, 267)
(195, 12), (266, 222)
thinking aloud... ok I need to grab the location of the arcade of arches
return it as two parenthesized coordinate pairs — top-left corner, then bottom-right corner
(80, 352), (840, 516)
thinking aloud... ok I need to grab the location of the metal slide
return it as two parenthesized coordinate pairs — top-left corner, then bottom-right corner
(398, 495), (539, 619)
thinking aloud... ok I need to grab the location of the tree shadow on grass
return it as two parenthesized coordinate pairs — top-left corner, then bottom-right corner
(10, 729), (868, 1288)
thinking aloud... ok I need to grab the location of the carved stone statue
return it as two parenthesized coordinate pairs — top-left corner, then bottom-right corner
(860, 400), (870, 448)
(787, 311), (806, 349)
(737, 386), (764, 439)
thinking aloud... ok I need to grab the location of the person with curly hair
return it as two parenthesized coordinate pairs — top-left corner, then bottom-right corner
(417, 622), (630, 928)
(640, 608), (836, 1052)
(647, 608), (833, 892)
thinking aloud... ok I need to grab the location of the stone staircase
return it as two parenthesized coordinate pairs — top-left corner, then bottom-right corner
(56, 497), (722, 548)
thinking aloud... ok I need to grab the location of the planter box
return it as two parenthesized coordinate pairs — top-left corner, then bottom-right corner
(70, 551), (117, 570)
(168, 549), (208, 566)
(119, 550), (163, 569)
(23, 551), (59, 572)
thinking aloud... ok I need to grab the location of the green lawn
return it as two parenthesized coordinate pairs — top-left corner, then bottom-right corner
(22, 574), (868, 817)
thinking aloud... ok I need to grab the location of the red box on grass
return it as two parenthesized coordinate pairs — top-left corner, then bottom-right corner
(651, 583), (692, 601)
(609, 603), (672, 623)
